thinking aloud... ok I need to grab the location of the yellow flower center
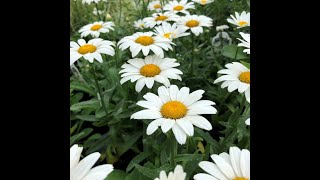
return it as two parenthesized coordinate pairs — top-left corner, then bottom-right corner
(161, 101), (187, 119)
(135, 36), (155, 46)
(233, 177), (249, 180)
(78, 44), (97, 54)
(140, 64), (161, 77)
(238, 21), (248, 27)
(90, 24), (103, 31)
(140, 24), (145, 27)
(186, 20), (200, 27)
(155, 15), (168, 21)
(201, 0), (207, 4)
(239, 72), (250, 84)
(174, 5), (184, 11)
(154, 4), (161, 9)
(164, 33), (173, 39)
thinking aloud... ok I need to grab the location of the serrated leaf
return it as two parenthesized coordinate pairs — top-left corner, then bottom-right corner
(70, 82), (95, 95)
(70, 99), (100, 111)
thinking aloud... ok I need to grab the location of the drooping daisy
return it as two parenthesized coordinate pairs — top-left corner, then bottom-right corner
(194, 146), (250, 180)
(212, 32), (232, 48)
(144, 12), (180, 28)
(118, 32), (174, 58)
(155, 165), (186, 180)
(119, 55), (182, 92)
(237, 32), (250, 54)
(245, 118), (250, 125)
(178, 15), (213, 36)
(214, 62), (250, 103)
(216, 25), (229, 31)
(154, 22), (190, 40)
(79, 21), (115, 38)
(134, 19), (147, 30)
(164, 0), (195, 15)
(82, 0), (100, 5)
(227, 11), (250, 28)
(192, 0), (215, 5)
(148, 1), (163, 12)
(131, 85), (217, 145)
(70, 144), (114, 180)
(70, 38), (115, 66)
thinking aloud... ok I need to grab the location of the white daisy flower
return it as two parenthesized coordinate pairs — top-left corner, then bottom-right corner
(194, 146), (250, 180)
(144, 12), (180, 28)
(214, 62), (250, 103)
(178, 15), (213, 36)
(118, 32), (174, 58)
(154, 22), (190, 40)
(134, 19), (147, 30)
(70, 38), (115, 66)
(212, 32), (232, 47)
(192, 0), (215, 5)
(237, 32), (250, 54)
(119, 55), (182, 92)
(216, 25), (229, 31)
(155, 165), (186, 180)
(227, 11), (250, 28)
(79, 21), (115, 38)
(164, 0), (195, 15)
(131, 85), (217, 145)
(245, 118), (250, 125)
(70, 144), (113, 180)
(82, 0), (100, 5)
(148, 1), (163, 12)
(93, 7), (104, 16)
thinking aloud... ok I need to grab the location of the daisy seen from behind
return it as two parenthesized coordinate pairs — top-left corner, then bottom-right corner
(119, 55), (182, 92)
(70, 144), (114, 180)
(237, 32), (250, 54)
(154, 22), (190, 40)
(227, 11), (250, 28)
(70, 38), (115, 66)
(131, 85), (217, 145)
(144, 12), (180, 28)
(178, 15), (213, 36)
(148, 1), (163, 12)
(134, 19), (147, 30)
(192, 0), (215, 5)
(155, 165), (186, 180)
(214, 62), (250, 103)
(118, 32), (174, 58)
(194, 146), (250, 180)
(78, 21), (115, 38)
(164, 0), (195, 15)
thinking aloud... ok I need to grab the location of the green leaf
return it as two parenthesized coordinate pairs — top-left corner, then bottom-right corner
(75, 115), (98, 121)
(174, 154), (204, 162)
(195, 129), (220, 147)
(70, 99), (100, 111)
(70, 128), (93, 144)
(240, 61), (250, 69)
(222, 45), (248, 60)
(134, 164), (158, 179)
(126, 152), (152, 172)
(70, 82), (95, 96)
(105, 170), (127, 180)
(117, 131), (142, 156)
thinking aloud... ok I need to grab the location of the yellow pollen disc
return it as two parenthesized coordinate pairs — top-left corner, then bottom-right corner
(164, 33), (173, 39)
(140, 64), (161, 77)
(90, 24), (103, 31)
(155, 15), (168, 21)
(78, 44), (97, 54)
(140, 24), (144, 27)
(174, 5), (184, 11)
(238, 21), (248, 26)
(154, 4), (161, 9)
(161, 101), (187, 119)
(186, 20), (200, 27)
(201, 0), (207, 4)
(239, 72), (250, 84)
(135, 36), (155, 46)
(233, 177), (249, 180)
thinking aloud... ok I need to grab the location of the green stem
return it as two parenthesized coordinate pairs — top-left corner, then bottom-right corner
(191, 33), (195, 75)
(234, 46), (239, 60)
(169, 132), (177, 166)
(91, 65), (108, 117)
(220, 32), (224, 48)
(119, 0), (122, 25)
(94, 3), (102, 21)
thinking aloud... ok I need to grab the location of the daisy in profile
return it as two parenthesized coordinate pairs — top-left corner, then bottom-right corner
(119, 55), (182, 92)
(155, 165), (186, 180)
(216, 25), (229, 31)
(154, 22), (190, 40)
(148, 1), (163, 12)
(245, 118), (250, 125)
(164, 0), (195, 15)
(78, 21), (115, 38)
(144, 12), (179, 28)
(192, 0), (215, 5)
(118, 32), (174, 58)
(131, 85), (217, 145)
(134, 19), (147, 30)
(82, 0), (100, 5)
(237, 32), (250, 54)
(70, 38), (115, 66)
(194, 146), (250, 180)
(70, 144), (113, 180)
(227, 11), (250, 28)
(214, 62), (250, 103)
(178, 15), (213, 36)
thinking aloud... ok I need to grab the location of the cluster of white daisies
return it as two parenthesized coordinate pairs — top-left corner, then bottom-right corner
(70, 0), (250, 179)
